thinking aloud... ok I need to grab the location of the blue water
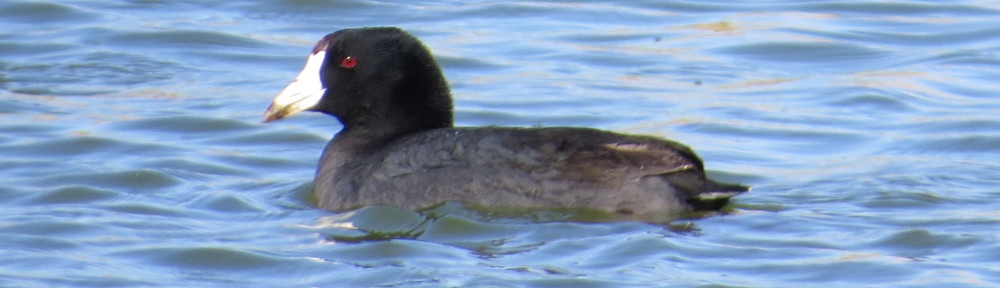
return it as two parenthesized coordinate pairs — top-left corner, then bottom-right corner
(3, 1), (999, 287)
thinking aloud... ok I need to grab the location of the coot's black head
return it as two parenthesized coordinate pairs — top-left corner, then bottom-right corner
(264, 27), (453, 138)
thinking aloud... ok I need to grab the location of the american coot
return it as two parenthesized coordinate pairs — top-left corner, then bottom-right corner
(263, 27), (747, 219)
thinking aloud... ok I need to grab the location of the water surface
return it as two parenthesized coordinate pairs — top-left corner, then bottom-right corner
(2, 1), (999, 287)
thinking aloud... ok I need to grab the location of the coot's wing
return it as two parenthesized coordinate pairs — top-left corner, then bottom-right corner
(358, 127), (729, 213)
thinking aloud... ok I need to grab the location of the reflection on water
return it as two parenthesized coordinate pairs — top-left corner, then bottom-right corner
(2, 0), (999, 287)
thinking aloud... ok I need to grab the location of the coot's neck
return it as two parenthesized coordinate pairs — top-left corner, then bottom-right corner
(329, 65), (454, 149)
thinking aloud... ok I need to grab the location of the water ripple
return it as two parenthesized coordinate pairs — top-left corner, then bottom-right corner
(0, 1), (97, 24)
(715, 41), (889, 65)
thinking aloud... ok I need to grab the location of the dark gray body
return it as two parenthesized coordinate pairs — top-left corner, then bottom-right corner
(315, 126), (741, 216)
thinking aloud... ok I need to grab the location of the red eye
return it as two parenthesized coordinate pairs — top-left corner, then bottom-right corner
(340, 56), (357, 68)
